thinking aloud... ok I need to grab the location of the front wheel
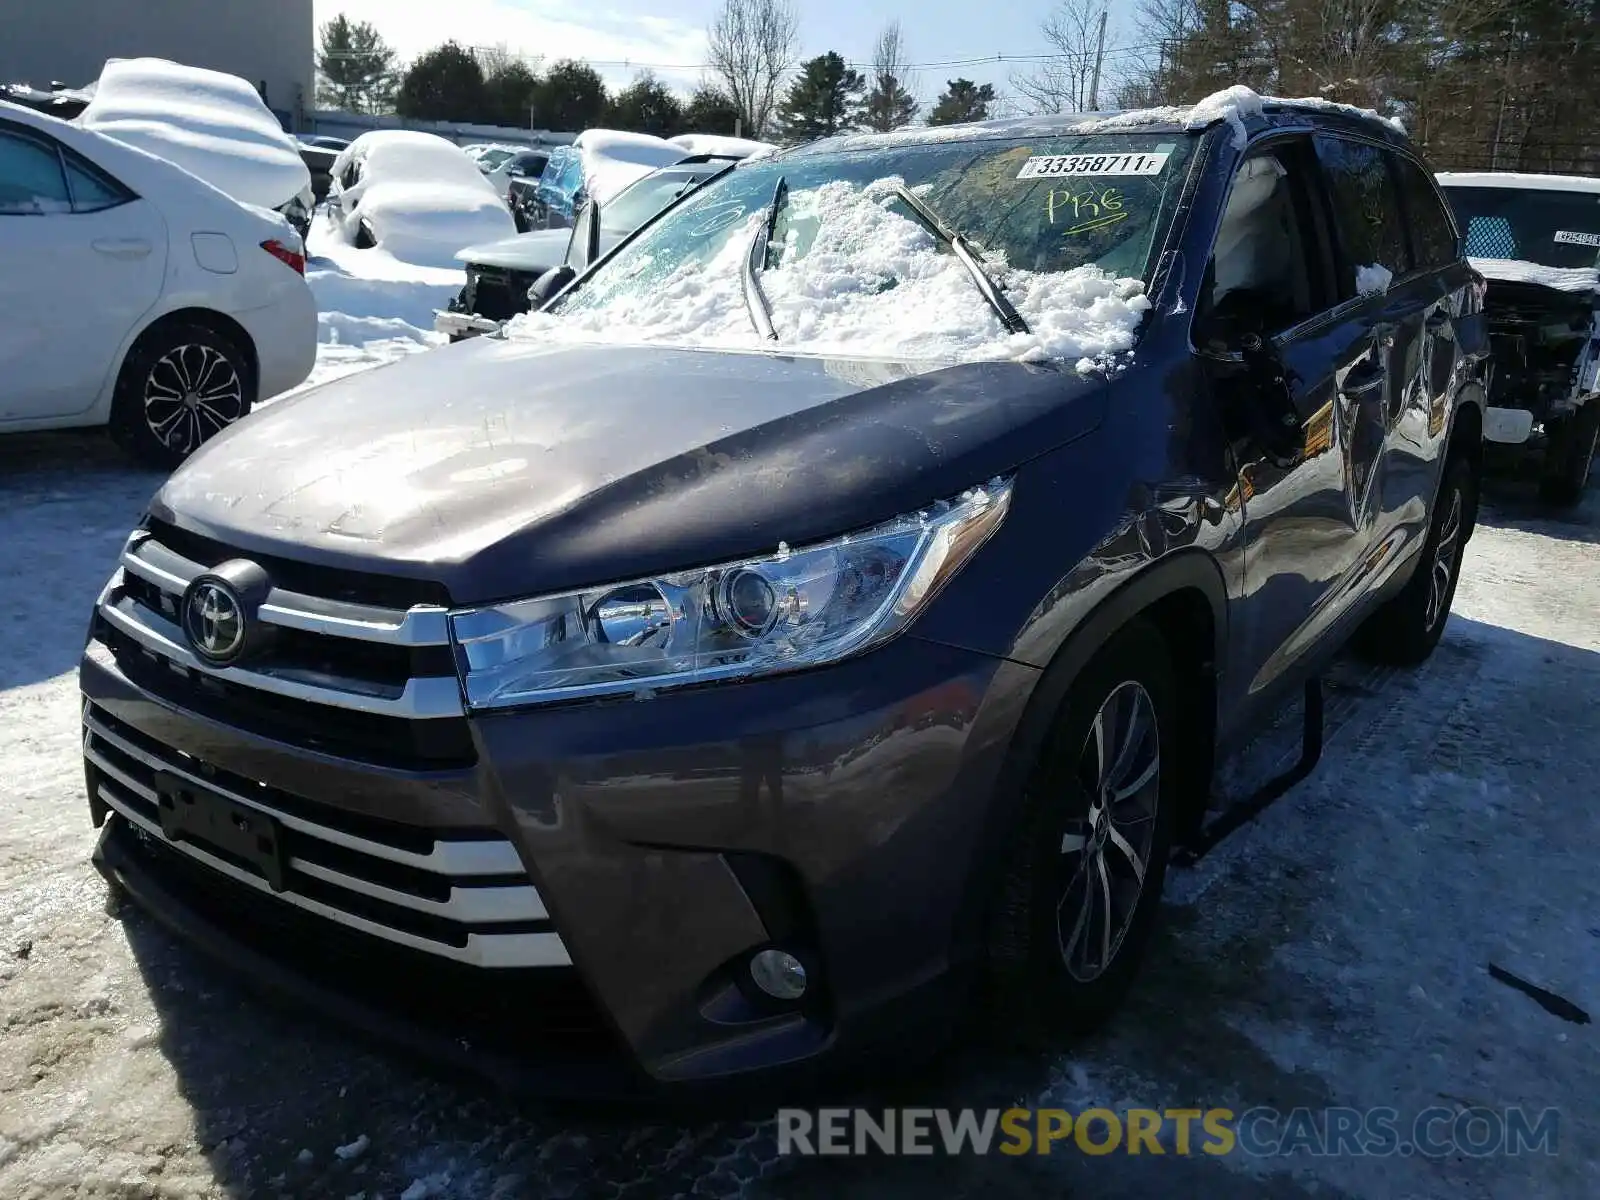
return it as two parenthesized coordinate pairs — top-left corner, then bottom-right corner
(987, 617), (1180, 1038)
(1539, 402), (1599, 506)
(109, 323), (252, 469)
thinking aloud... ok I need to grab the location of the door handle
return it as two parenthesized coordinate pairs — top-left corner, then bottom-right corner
(1341, 365), (1385, 399)
(92, 237), (152, 259)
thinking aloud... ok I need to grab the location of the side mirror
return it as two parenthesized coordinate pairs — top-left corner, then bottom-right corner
(527, 264), (576, 310)
(565, 199), (602, 272)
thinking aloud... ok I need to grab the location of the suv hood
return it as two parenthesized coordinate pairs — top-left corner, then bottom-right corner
(458, 229), (570, 272)
(154, 340), (1109, 604)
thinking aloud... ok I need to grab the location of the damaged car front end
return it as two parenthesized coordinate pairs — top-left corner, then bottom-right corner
(1439, 171), (1600, 503)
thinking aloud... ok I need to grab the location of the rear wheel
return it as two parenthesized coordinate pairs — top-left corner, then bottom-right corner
(1539, 402), (1599, 506)
(1358, 452), (1475, 666)
(109, 323), (252, 469)
(988, 618), (1179, 1038)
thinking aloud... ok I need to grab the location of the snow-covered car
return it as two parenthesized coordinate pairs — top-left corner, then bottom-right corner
(666, 132), (777, 160)
(437, 155), (741, 339)
(1437, 171), (1600, 504)
(83, 93), (1490, 1096)
(513, 129), (686, 232)
(479, 146), (549, 200)
(0, 100), (315, 465)
(326, 130), (516, 268)
(77, 58), (315, 240)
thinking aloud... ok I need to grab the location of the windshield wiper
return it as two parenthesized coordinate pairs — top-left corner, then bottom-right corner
(741, 175), (785, 342)
(889, 184), (1030, 335)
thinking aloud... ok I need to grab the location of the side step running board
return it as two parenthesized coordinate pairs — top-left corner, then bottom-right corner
(1173, 677), (1324, 867)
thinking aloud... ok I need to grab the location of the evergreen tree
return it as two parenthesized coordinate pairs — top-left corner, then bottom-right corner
(682, 84), (744, 134)
(315, 15), (397, 114)
(858, 74), (918, 131)
(775, 52), (864, 144)
(483, 60), (541, 129)
(857, 21), (919, 132)
(928, 78), (996, 125)
(395, 42), (486, 122)
(529, 60), (610, 132)
(608, 72), (684, 137)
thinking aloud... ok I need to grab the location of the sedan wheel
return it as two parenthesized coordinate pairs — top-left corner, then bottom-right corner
(110, 322), (253, 469)
(143, 344), (246, 459)
(1055, 681), (1161, 982)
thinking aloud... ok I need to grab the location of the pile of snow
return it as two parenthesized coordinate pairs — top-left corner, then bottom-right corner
(1070, 86), (1406, 150)
(329, 131), (514, 268)
(512, 175), (1150, 368)
(77, 58), (310, 210)
(1469, 256), (1600, 294)
(1355, 263), (1394, 296)
(572, 129), (689, 204)
(668, 132), (777, 160)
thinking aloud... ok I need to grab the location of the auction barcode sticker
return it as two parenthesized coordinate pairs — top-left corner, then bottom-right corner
(1018, 152), (1170, 179)
(1554, 230), (1600, 247)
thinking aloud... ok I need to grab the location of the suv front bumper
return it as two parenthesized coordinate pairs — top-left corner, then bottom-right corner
(80, 632), (1039, 1097)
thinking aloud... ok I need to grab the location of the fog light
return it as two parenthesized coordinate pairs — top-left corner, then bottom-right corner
(749, 948), (808, 1000)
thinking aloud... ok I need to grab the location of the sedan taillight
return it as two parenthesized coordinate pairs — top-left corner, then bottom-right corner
(262, 238), (306, 275)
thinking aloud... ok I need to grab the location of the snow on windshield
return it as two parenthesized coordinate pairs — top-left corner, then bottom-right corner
(78, 58), (310, 210)
(511, 176), (1151, 369)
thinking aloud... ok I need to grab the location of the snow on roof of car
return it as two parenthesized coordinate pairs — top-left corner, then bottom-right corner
(572, 129), (689, 204)
(1438, 171), (1600, 194)
(1469, 257), (1600, 294)
(335, 130), (497, 189)
(77, 57), (310, 210)
(668, 133), (777, 160)
(794, 86), (1404, 156)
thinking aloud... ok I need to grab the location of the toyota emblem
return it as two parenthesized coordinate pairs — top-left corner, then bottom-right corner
(182, 578), (247, 663)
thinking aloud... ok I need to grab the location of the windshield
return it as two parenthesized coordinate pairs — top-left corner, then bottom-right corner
(1443, 185), (1600, 269)
(521, 132), (1197, 365)
(603, 168), (722, 235)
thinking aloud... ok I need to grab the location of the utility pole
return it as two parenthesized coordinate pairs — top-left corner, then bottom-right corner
(1088, 8), (1109, 111)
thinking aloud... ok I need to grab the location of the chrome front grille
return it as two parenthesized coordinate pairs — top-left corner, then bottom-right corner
(91, 529), (474, 768)
(84, 703), (570, 969)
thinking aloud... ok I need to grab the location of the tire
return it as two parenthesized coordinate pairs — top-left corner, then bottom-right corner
(109, 322), (253, 470)
(987, 617), (1180, 1039)
(1357, 453), (1476, 666)
(353, 220), (376, 249)
(1538, 402), (1599, 506)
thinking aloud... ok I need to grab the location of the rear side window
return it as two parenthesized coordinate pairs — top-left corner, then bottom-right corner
(0, 127), (70, 214)
(1312, 135), (1408, 292)
(1391, 155), (1458, 270)
(62, 148), (133, 213)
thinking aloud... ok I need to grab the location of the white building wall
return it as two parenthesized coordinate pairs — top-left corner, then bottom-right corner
(0, 0), (314, 127)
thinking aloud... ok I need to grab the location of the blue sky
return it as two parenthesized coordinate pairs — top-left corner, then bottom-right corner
(318, 0), (1142, 115)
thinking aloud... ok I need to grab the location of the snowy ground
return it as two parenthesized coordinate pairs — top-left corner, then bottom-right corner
(0, 244), (1596, 1198)
(292, 214), (457, 393)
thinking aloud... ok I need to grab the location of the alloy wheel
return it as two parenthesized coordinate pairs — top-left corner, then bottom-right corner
(1055, 680), (1161, 983)
(1425, 487), (1463, 632)
(143, 344), (244, 457)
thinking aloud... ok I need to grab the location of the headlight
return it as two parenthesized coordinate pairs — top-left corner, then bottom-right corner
(449, 478), (1013, 710)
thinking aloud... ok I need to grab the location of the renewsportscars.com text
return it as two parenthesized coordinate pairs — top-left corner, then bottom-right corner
(776, 1106), (1560, 1158)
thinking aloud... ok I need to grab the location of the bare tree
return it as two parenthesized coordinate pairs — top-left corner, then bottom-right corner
(859, 19), (920, 131)
(707, 0), (800, 136)
(1012, 0), (1116, 115)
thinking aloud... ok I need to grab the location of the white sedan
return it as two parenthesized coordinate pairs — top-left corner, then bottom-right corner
(0, 100), (316, 466)
(328, 131), (516, 267)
